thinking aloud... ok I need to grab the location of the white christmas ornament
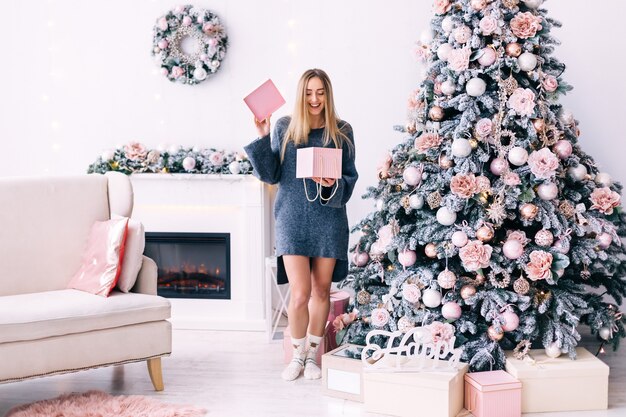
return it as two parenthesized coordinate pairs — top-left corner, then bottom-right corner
(545, 342), (562, 358)
(422, 288), (442, 308)
(537, 182), (558, 200)
(398, 250), (417, 267)
(595, 172), (613, 187)
(466, 78), (487, 97)
(518, 52), (538, 71)
(558, 108), (575, 125)
(441, 80), (456, 95)
(101, 149), (115, 161)
(193, 66), (208, 81)
(478, 47), (497, 67)
(441, 16), (454, 33)
(409, 194), (424, 209)
(568, 165), (587, 181)
(228, 161), (241, 175)
(437, 43), (453, 61)
(503, 239), (524, 260)
(442, 302), (462, 320)
(508, 146), (529, 166)
(436, 207), (457, 226)
(523, 0), (543, 9)
(182, 156), (196, 171)
(451, 231), (468, 247)
(403, 166), (421, 186)
(376, 199), (385, 211)
(599, 327), (611, 341)
(451, 138), (472, 158)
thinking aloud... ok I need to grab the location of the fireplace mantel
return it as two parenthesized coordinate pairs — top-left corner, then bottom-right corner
(130, 174), (274, 331)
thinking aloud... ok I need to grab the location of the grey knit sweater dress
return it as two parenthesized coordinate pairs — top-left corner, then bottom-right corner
(244, 116), (358, 284)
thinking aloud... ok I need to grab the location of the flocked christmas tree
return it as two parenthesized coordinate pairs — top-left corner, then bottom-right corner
(338, 0), (626, 370)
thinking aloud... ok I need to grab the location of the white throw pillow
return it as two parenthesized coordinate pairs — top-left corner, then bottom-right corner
(115, 217), (145, 292)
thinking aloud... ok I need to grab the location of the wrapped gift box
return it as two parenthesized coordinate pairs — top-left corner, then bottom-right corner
(322, 344), (365, 402)
(505, 347), (609, 413)
(327, 290), (350, 322)
(464, 370), (521, 417)
(364, 358), (468, 417)
(283, 324), (327, 364)
(296, 147), (342, 179)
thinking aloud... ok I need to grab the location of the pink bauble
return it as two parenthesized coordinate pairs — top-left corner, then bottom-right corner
(537, 183), (558, 201)
(398, 250), (417, 267)
(182, 16), (192, 26)
(403, 166), (421, 186)
(158, 39), (169, 49)
(451, 231), (469, 247)
(553, 140), (573, 160)
(553, 237), (570, 254)
(598, 232), (613, 250)
(478, 47), (497, 67)
(353, 251), (370, 267)
(503, 239), (524, 260)
(370, 241), (385, 258)
(501, 311), (520, 332)
(437, 269), (457, 289)
(490, 158), (508, 176)
(535, 230), (554, 247)
(182, 156), (196, 171)
(442, 302), (462, 321)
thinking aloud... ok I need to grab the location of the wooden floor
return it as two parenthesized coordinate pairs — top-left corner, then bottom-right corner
(0, 329), (624, 417)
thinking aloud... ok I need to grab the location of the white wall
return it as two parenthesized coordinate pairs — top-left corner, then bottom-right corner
(1, 0), (625, 229)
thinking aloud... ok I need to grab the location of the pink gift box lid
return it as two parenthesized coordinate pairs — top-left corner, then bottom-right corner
(243, 79), (286, 121)
(465, 370), (521, 392)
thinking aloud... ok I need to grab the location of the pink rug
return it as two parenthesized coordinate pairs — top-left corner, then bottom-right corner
(5, 390), (207, 417)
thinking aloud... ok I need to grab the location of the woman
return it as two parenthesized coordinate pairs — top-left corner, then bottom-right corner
(244, 69), (358, 381)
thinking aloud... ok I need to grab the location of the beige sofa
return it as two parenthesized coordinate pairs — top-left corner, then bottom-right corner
(0, 173), (171, 390)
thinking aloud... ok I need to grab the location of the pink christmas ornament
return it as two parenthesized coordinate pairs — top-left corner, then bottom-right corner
(501, 311), (520, 332)
(451, 231), (469, 247)
(535, 230), (554, 247)
(503, 239), (524, 260)
(437, 269), (457, 289)
(182, 16), (192, 26)
(442, 302), (462, 320)
(553, 140), (573, 160)
(352, 251), (370, 267)
(403, 166), (421, 186)
(478, 47), (497, 66)
(597, 233), (613, 250)
(490, 158), (508, 176)
(158, 39), (169, 49)
(553, 237), (571, 254)
(398, 250), (417, 267)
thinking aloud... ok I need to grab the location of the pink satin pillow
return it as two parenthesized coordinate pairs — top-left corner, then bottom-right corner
(67, 218), (129, 297)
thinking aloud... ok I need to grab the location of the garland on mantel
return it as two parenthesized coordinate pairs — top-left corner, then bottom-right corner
(88, 142), (253, 175)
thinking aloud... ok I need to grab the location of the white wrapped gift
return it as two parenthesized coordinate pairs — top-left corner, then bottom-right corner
(505, 347), (609, 413)
(363, 357), (468, 417)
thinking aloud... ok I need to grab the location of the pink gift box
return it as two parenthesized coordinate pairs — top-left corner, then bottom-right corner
(283, 323), (328, 364)
(328, 290), (350, 321)
(296, 147), (342, 179)
(243, 79), (286, 121)
(464, 370), (522, 417)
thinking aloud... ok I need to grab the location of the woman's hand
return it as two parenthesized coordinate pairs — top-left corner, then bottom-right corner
(254, 115), (271, 138)
(312, 178), (336, 187)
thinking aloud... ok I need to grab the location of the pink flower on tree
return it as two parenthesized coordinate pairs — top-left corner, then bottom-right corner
(590, 187), (621, 215)
(370, 308), (390, 328)
(525, 250), (553, 281)
(503, 172), (521, 186)
(542, 74), (559, 92)
(527, 148), (560, 179)
(510, 12), (543, 39)
(459, 240), (493, 271)
(407, 88), (423, 111)
(427, 321), (455, 343)
(413, 42), (430, 62)
(124, 142), (147, 161)
(507, 88), (536, 117)
(414, 132), (442, 153)
(479, 16), (499, 35)
(433, 0), (452, 15)
(171, 66), (185, 78)
(475, 175), (491, 192)
(448, 47), (472, 72)
(402, 283), (421, 304)
(475, 118), (494, 138)
(450, 173), (478, 199)
(377, 224), (395, 249)
(332, 311), (358, 331)
(507, 230), (530, 246)
(209, 151), (224, 165)
(377, 153), (393, 178)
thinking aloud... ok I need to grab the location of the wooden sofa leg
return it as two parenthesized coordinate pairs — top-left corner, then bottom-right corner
(147, 358), (164, 391)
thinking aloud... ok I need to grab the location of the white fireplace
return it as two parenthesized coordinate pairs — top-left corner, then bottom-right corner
(130, 174), (274, 331)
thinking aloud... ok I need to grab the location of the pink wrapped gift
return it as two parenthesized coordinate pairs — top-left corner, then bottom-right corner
(296, 147), (342, 179)
(328, 290), (350, 321)
(283, 323), (328, 364)
(464, 370), (521, 417)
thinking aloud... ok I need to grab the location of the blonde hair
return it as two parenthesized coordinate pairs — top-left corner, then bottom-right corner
(281, 69), (352, 160)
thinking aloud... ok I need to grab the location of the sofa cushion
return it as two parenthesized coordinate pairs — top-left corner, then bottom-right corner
(0, 289), (171, 344)
(67, 218), (130, 297)
(116, 218), (145, 293)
